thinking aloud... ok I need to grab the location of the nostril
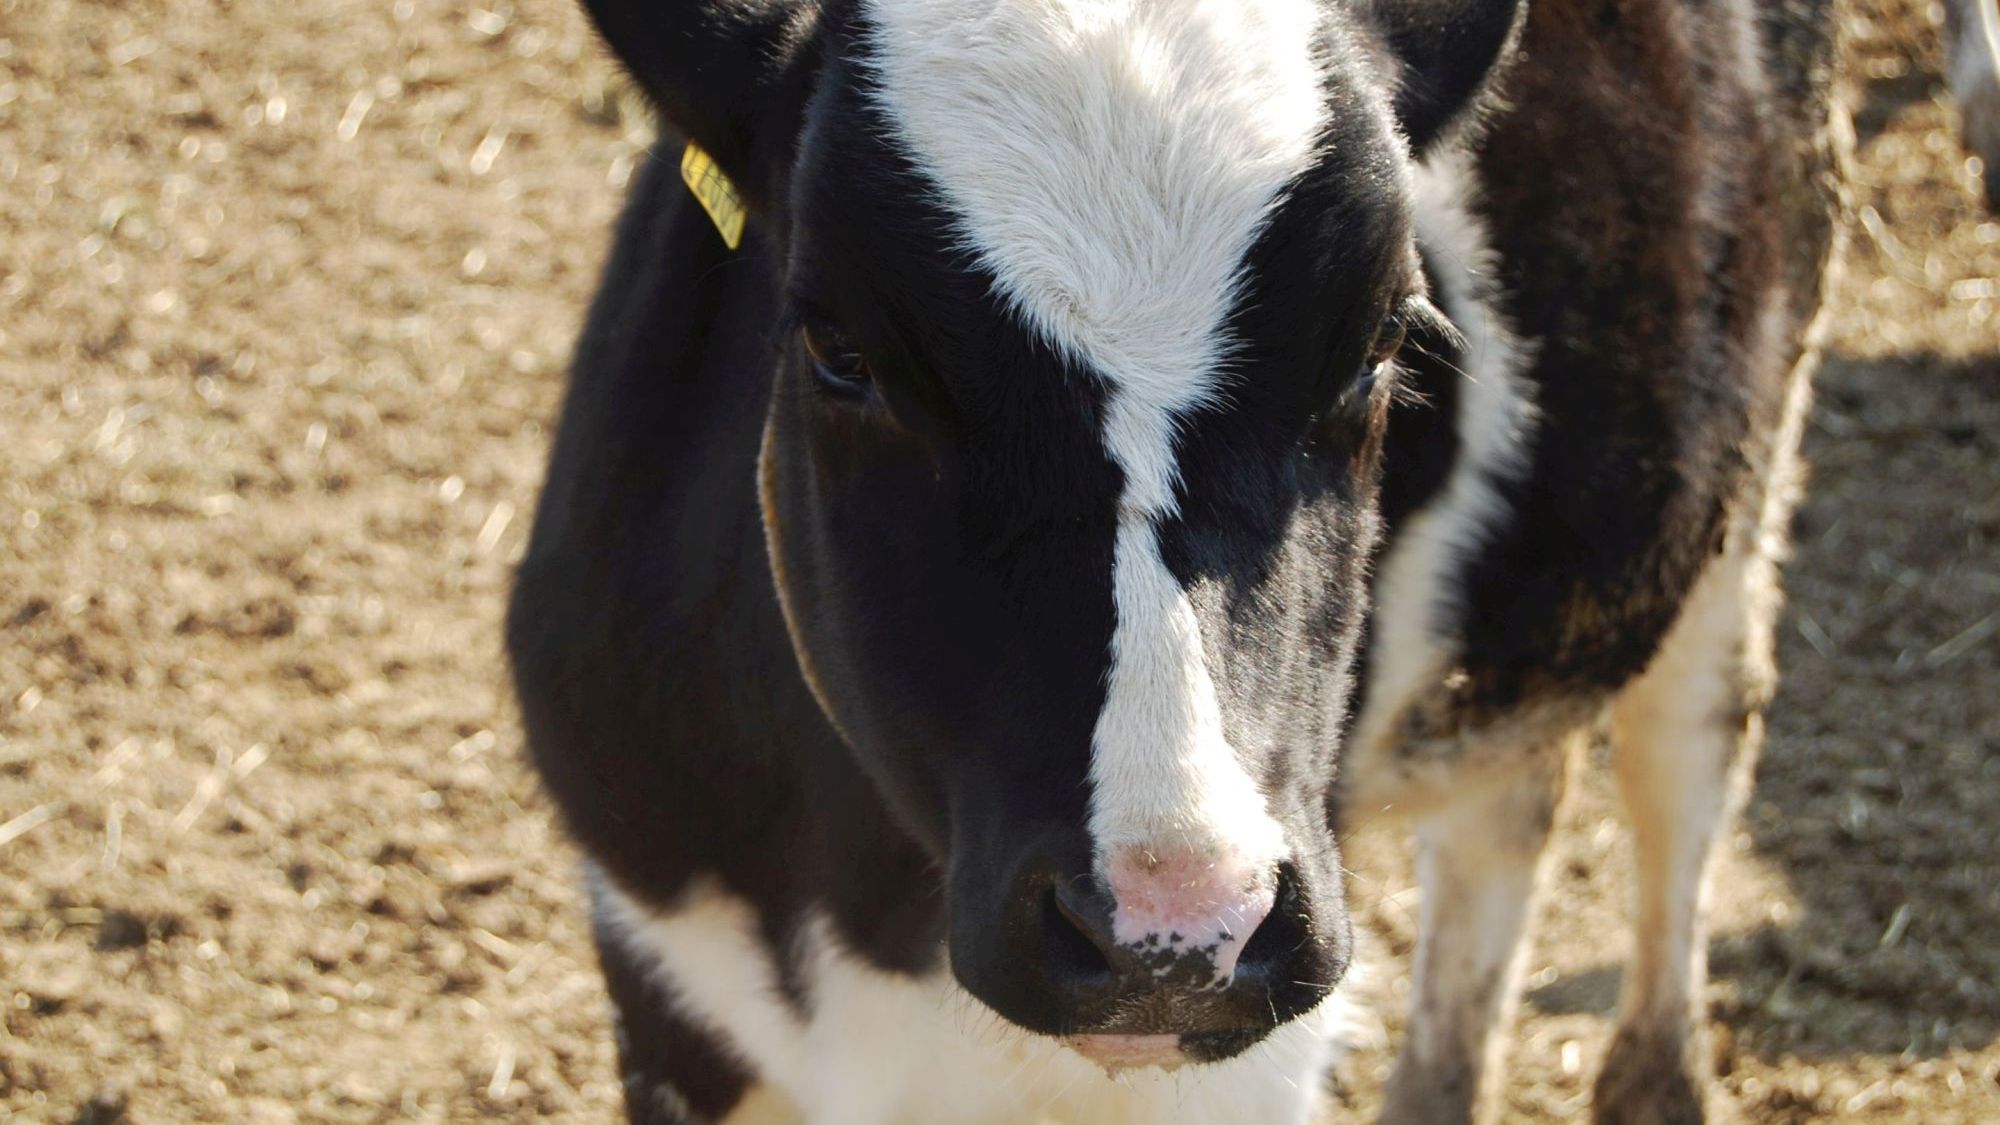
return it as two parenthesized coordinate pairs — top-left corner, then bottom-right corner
(1235, 864), (1308, 979)
(1044, 885), (1115, 984)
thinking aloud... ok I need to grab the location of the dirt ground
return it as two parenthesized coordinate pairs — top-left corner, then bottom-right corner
(0, 0), (1995, 1121)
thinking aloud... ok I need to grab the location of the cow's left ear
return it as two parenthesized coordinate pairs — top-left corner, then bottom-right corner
(1364, 0), (1529, 155)
(581, 0), (819, 211)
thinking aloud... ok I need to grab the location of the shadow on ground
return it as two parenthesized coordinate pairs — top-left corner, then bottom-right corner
(1526, 349), (2000, 1071)
(1856, 67), (1939, 149)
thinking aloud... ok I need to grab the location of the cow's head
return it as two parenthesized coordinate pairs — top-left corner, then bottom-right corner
(585, 0), (1521, 1068)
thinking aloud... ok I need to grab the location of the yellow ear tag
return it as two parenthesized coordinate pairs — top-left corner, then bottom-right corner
(680, 141), (746, 250)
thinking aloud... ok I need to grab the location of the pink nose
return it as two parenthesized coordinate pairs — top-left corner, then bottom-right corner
(1103, 845), (1277, 983)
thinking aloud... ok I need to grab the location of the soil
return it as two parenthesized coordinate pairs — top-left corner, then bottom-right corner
(1, 0), (1996, 1121)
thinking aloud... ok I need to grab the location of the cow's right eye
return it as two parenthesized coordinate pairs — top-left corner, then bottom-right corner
(801, 319), (873, 398)
(1366, 313), (1407, 372)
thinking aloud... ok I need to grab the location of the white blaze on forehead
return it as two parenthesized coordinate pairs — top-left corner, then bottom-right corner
(862, 0), (1324, 867)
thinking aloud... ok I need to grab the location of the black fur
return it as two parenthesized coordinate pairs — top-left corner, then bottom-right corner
(1368, 0), (1529, 152)
(595, 910), (754, 1124)
(1385, 0), (1804, 728)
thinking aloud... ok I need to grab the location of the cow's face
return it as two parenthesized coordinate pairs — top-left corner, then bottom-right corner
(586, 0), (1520, 1069)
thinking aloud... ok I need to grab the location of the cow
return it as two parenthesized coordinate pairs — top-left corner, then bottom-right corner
(506, 0), (1845, 1122)
(1945, 0), (2000, 208)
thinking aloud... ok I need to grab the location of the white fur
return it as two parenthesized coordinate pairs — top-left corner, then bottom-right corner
(860, 0), (1326, 878)
(1345, 150), (1536, 800)
(591, 869), (810, 1095)
(1606, 551), (1758, 1034)
(1604, 309), (1807, 1036)
(1381, 751), (1567, 1120)
(1094, 525), (1288, 863)
(592, 869), (1352, 1124)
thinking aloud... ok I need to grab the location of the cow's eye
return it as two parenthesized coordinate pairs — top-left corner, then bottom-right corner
(801, 318), (872, 396)
(1335, 314), (1404, 414)
(1366, 314), (1407, 371)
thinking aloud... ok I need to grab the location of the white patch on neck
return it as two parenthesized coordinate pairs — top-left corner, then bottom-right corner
(1350, 150), (1537, 765)
(861, 0), (1326, 868)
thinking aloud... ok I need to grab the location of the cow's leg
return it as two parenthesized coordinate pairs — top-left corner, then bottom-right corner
(1593, 543), (1774, 1125)
(1379, 745), (1571, 1125)
(1945, 0), (2000, 208)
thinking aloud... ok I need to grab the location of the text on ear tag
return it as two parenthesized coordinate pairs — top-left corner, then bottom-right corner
(680, 142), (746, 250)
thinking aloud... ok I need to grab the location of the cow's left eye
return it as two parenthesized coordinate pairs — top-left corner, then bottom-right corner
(801, 319), (872, 396)
(1335, 314), (1404, 412)
(1366, 314), (1407, 371)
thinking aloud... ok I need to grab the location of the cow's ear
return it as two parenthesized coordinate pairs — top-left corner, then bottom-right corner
(1365, 0), (1527, 155)
(581, 0), (818, 209)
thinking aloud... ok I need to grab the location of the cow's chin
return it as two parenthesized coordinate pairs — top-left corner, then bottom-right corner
(1065, 1027), (1273, 1073)
(1065, 1033), (1188, 1074)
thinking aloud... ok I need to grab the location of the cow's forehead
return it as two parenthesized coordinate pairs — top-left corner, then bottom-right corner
(859, 0), (1331, 509)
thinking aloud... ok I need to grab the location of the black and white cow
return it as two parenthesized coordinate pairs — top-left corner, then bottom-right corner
(507, 0), (1843, 1121)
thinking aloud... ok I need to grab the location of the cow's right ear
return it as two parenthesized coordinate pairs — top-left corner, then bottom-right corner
(581, 0), (818, 211)
(1364, 0), (1528, 156)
